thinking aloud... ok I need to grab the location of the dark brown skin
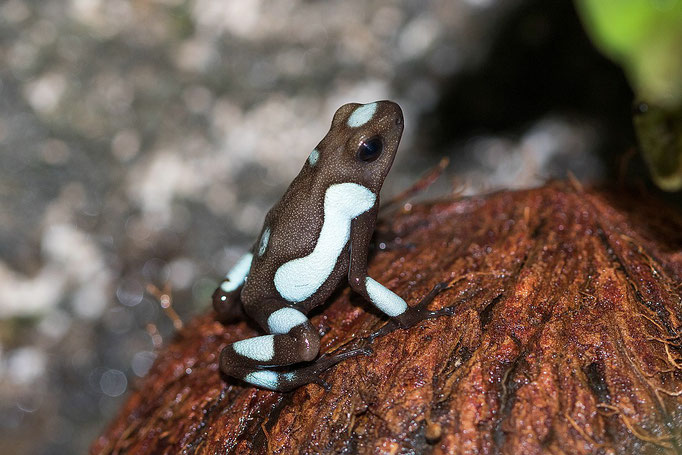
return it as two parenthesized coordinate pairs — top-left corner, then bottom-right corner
(238, 101), (404, 312)
(92, 183), (682, 455)
(213, 101), (452, 391)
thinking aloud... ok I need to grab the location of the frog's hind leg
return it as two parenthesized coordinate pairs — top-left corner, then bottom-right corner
(223, 347), (370, 392)
(220, 299), (319, 369)
(219, 299), (368, 391)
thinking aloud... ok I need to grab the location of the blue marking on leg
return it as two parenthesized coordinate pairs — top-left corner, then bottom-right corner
(232, 335), (275, 362)
(365, 277), (408, 317)
(347, 103), (378, 128)
(221, 253), (253, 292)
(267, 308), (308, 334)
(244, 370), (279, 389)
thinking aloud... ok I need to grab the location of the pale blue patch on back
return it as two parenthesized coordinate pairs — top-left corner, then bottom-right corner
(244, 370), (279, 389)
(347, 103), (378, 128)
(267, 308), (308, 334)
(258, 227), (270, 257)
(308, 149), (319, 166)
(233, 335), (275, 361)
(220, 252), (253, 292)
(274, 183), (376, 302)
(365, 277), (408, 317)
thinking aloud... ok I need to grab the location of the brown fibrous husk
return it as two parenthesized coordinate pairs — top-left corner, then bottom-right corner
(92, 182), (682, 454)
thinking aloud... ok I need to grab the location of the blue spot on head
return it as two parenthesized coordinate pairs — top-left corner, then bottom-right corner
(347, 103), (378, 128)
(308, 149), (319, 166)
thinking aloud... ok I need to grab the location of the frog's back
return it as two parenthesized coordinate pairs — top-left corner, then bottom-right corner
(240, 172), (348, 309)
(239, 100), (404, 311)
(215, 101), (413, 392)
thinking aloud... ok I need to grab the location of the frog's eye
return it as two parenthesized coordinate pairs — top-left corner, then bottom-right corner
(356, 136), (383, 162)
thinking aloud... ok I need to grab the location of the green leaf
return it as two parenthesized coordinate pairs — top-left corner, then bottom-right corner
(575, 0), (682, 107)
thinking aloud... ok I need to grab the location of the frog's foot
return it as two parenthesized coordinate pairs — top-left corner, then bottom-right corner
(212, 286), (245, 323)
(396, 281), (454, 327)
(228, 347), (371, 392)
(369, 281), (455, 342)
(292, 347), (372, 391)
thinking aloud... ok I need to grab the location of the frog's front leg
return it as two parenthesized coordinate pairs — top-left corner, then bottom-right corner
(219, 299), (367, 391)
(348, 213), (453, 335)
(213, 252), (253, 322)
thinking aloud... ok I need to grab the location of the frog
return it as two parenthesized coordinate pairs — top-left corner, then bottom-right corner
(213, 101), (452, 392)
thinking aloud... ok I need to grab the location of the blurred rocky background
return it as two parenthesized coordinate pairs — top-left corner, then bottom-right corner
(0, 0), (642, 453)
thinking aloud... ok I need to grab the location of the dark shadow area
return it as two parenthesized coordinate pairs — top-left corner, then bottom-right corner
(418, 0), (636, 178)
(595, 188), (682, 254)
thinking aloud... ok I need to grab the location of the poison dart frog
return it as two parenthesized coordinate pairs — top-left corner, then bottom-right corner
(213, 101), (452, 391)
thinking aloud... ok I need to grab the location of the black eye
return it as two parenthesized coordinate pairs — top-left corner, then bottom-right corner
(356, 137), (383, 162)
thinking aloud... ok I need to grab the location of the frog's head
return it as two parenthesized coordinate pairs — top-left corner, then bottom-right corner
(312, 100), (404, 192)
